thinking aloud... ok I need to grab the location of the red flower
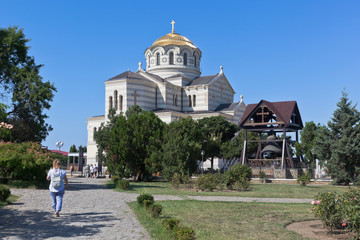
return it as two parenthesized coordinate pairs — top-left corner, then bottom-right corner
(342, 223), (347, 227)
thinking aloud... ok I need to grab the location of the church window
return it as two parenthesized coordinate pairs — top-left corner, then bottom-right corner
(169, 52), (174, 65)
(184, 53), (187, 65)
(148, 56), (150, 67)
(175, 95), (178, 106)
(193, 95), (196, 107)
(188, 95), (192, 107)
(173, 94), (175, 106)
(120, 95), (123, 111)
(194, 54), (197, 67)
(114, 90), (118, 110)
(109, 96), (113, 109)
(93, 127), (97, 140)
(156, 53), (160, 65)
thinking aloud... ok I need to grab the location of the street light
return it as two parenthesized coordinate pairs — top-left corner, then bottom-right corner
(56, 141), (63, 153)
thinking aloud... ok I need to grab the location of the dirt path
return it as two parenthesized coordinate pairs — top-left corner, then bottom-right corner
(286, 220), (353, 240)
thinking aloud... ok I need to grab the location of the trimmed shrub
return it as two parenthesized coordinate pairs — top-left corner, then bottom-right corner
(259, 171), (266, 183)
(111, 176), (121, 185)
(297, 171), (311, 186)
(171, 173), (182, 189)
(196, 173), (222, 191)
(116, 179), (130, 190)
(224, 164), (252, 191)
(0, 185), (10, 201)
(174, 226), (196, 240)
(143, 199), (153, 209)
(162, 218), (180, 230)
(149, 203), (162, 218)
(137, 193), (154, 205)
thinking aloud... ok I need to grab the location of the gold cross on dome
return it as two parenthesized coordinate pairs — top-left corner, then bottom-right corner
(171, 20), (175, 33)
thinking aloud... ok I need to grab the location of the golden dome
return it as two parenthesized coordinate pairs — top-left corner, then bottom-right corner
(152, 33), (197, 48)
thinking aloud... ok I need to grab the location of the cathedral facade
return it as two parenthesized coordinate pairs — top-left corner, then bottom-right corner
(87, 22), (246, 168)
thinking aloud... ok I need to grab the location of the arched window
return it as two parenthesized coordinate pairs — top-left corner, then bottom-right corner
(156, 53), (160, 65)
(120, 95), (123, 111)
(148, 56), (150, 68)
(188, 95), (192, 107)
(184, 53), (187, 65)
(194, 56), (197, 67)
(109, 96), (113, 109)
(93, 127), (97, 140)
(173, 94), (175, 106)
(175, 95), (178, 106)
(114, 90), (118, 110)
(193, 95), (196, 107)
(169, 52), (174, 65)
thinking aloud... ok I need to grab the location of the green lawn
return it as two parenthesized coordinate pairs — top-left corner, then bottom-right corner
(112, 181), (351, 199)
(129, 201), (316, 240)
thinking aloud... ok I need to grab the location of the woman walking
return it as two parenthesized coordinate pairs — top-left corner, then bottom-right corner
(47, 160), (69, 217)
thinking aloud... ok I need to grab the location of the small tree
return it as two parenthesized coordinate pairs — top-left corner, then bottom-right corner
(316, 91), (360, 185)
(295, 121), (319, 168)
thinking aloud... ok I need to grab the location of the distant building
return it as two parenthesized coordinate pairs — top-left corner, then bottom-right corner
(87, 21), (246, 168)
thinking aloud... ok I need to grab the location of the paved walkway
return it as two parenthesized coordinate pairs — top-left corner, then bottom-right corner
(0, 177), (312, 240)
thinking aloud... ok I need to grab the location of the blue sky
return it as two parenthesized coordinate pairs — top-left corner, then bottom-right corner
(1, 0), (359, 151)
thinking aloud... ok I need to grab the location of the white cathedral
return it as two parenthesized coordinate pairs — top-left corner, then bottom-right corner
(87, 21), (246, 169)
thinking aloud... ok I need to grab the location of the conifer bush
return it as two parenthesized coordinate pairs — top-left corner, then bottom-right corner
(173, 226), (196, 240)
(143, 199), (153, 209)
(149, 203), (162, 218)
(116, 179), (129, 190)
(137, 193), (154, 205)
(259, 171), (266, 183)
(162, 218), (180, 230)
(297, 170), (311, 186)
(111, 176), (121, 185)
(0, 185), (10, 201)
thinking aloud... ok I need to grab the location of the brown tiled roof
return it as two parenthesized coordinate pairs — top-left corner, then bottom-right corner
(239, 100), (303, 129)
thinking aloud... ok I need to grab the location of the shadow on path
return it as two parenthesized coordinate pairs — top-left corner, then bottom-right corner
(0, 208), (118, 239)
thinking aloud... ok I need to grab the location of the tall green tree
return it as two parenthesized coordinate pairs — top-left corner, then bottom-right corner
(160, 117), (203, 179)
(96, 106), (165, 180)
(295, 121), (319, 168)
(0, 26), (56, 142)
(316, 91), (360, 185)
(198, 116), (239, 170)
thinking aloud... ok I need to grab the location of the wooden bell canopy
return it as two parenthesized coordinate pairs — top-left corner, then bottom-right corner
(238, 100), (303, 169)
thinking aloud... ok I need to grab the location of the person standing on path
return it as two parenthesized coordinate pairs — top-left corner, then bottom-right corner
(46, 159), (69, 217)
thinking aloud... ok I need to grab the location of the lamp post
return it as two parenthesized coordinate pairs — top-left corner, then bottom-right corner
(201, 150), (205, 174)
(56, 141), (63, 153)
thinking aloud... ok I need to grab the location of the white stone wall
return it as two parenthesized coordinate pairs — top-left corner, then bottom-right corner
(182, 86), (208, 112)
(86, 116), (105, 166)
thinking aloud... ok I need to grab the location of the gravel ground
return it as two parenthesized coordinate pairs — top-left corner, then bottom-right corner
(0, 177), (313, 240)
(0, 177), (151, 240)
